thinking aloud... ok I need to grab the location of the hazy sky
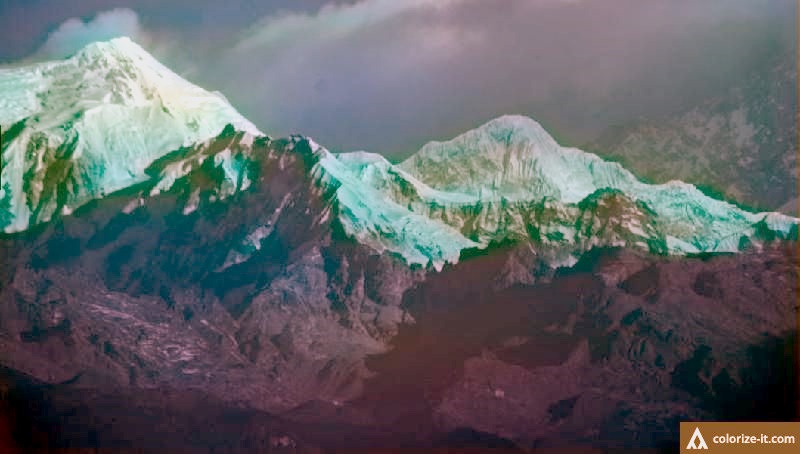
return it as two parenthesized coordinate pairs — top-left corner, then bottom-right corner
(0, 0), (795, 158)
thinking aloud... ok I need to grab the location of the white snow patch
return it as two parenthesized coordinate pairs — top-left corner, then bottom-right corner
(183, 189), (201, 215)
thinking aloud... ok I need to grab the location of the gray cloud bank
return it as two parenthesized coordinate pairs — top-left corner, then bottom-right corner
(7, 0), (796, 158)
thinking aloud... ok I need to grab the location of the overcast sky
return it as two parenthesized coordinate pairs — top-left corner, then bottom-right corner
(0, 0), (794, 158)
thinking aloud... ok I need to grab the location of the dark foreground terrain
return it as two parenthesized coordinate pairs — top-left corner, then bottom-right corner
(0, 131), (796, 452)
(1, 239), (796, 452)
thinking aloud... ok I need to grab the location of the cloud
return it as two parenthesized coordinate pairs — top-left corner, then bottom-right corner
(36, 8), (148, 59)
(203, 0), (794, 158)
(234, 0), (466, 55)
(214, 0), (492, 148)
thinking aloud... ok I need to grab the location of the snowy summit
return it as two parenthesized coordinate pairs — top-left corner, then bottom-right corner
(0, 37), (261, 232)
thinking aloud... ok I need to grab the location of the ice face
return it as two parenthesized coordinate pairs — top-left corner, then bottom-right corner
(0, 37), (262, 232)
(314, 151), (478, 271)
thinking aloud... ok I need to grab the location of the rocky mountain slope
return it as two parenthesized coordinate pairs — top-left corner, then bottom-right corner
(588, 56), (796, 214)
(2, 215), (795, 450)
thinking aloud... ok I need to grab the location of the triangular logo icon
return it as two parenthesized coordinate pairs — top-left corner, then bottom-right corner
(686, 427), (709, 450)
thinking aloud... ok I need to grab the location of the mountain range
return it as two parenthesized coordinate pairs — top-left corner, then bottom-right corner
(2, 39), (796, 269)
(0, 38), (796, 452)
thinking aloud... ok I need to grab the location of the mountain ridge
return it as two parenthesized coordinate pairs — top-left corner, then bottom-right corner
(1, 39), (796, 273)
(316, 115), (796, 269)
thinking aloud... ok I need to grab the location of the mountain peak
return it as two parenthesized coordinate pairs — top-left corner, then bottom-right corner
(69, 37), (195, 93)
(0, 38), (262, 232)
(413, 115), (557, 158)
(399, 115), (587, 200)
(474, 114), (552, 137)
(72, 36), (146, 59)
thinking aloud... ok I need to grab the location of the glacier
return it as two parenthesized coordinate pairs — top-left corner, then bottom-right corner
(0, 37), (261, 232)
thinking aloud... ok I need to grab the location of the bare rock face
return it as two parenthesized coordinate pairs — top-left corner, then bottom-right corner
(0, 132), (424, 416)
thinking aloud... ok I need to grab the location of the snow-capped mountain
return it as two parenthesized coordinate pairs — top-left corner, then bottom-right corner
(0, 37), (261, 233)
(313, 116), (796, 270)
(1, 39), (796, 273)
